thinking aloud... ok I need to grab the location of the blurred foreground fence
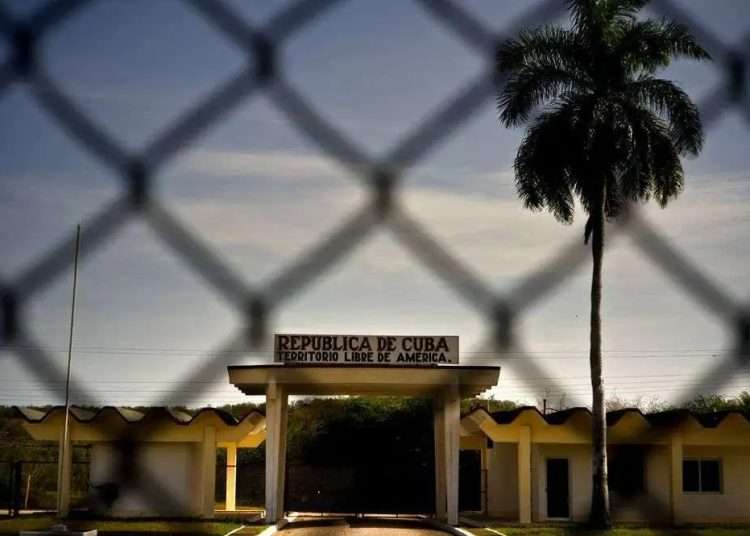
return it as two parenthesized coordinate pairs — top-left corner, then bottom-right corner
(215, 456), (479, 514)
(0, 0), (749, 518)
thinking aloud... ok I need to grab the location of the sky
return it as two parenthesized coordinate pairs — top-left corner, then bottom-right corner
(1, 0), (749, 409)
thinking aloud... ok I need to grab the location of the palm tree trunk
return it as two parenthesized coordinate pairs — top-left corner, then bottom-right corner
(588, 181), (611, 528)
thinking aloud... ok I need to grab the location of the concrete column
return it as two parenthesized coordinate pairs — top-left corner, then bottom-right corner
(433, 396), (447, 521)
(443, 386), (460, 526)
(517, 425), (532, 524)
(670, 434), (683, 525)
(265, 383), (289, 523)
(56, 426), (73, 517)
(225, 444), (237, 512)
(480, 445), (488, 514)
(201, 426), (217, 518)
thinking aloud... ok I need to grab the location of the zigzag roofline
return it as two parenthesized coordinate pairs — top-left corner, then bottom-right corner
(462, 405), (750, 428)
(13, 405), (265, 426)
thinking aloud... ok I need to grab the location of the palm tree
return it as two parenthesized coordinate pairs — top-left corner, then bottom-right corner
(495, 0), (709, 527)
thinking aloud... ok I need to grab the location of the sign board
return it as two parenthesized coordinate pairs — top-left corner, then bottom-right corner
(274, 334), (458, 366)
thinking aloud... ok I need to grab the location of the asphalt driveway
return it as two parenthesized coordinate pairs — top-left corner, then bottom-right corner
(277, 517), (454, 535)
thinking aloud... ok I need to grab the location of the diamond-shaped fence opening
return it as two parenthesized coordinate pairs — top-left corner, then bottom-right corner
(0, 0), (748, 521)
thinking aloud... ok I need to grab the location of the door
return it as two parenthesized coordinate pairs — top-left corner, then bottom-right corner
(546, 458), (570, 519)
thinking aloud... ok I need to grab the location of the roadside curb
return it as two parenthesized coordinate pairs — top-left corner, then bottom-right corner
(424, 518), (476, 536)
(458, 517), (484, 528)
(256, 524), (279, 536)
(257, 513), (297, 535)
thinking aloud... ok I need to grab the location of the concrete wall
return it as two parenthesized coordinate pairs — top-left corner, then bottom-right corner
(678, 445), (750, 523)
(90, 442), (203, 517)
(467, 408), (750, 525)
(610, 446), (671, 523)
(610, 444), (750, 523)
(483, 443), (674, 523)
(482, 442), (750, 524)
(485, 443), (518, 518)
(532, 444), (592, 522)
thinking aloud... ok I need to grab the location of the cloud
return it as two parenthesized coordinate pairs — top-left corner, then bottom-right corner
(178, 148), (349, 181)
(471, 168), (517, 185)
(407, 165), (518, 199)
(165, 157), (750, 299)
(637, 172), (750, 248)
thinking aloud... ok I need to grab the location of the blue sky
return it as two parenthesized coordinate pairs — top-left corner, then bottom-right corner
(1, 0), (749, 408)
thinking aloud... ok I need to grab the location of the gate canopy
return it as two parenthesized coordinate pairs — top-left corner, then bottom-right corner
(228, 361), (501, 526)
(228, 363), (501, 397)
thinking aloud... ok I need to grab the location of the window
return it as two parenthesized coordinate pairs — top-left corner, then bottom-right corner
(682, 459), (722, 493)
(700, 459), (721, 492)
(683, 460), (700, 492)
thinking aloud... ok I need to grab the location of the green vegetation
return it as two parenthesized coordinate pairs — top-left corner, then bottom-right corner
(683, 393), (750, 413)
(0, 515), (265, 535)
(606, 392), (750, 414)
(475, 527), (750, 536)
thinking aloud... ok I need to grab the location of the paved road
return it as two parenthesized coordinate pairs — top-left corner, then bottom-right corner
(277, 517), (454, 536)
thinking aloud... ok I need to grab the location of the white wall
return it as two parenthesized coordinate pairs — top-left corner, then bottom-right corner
(679, 445), (750, 523)
(90, 442), (204, 517)
(532, 444), (592, 522)
(610, 446), (671, 523)
(485, 443), (518, 518)
(483, 440), (750, 524)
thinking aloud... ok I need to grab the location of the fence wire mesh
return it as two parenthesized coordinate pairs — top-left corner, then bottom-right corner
(0, 0), (748, 520)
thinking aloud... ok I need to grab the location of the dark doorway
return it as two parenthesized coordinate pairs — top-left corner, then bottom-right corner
(459, 450), (481, 511)
(282, 398), (436, 514)
(546, 458), (569, 519)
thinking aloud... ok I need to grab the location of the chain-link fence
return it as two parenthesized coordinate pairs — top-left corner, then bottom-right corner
(0, 0), (748, 522)
(0, 457), (89, 517)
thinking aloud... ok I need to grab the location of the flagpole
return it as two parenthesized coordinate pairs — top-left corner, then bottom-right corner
(57, 224), (80, 519)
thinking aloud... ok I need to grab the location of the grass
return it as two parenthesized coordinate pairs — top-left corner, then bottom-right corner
(0, 515), (268, 535)
(5, 517), (748, 536)
(472, 528), (750, 536)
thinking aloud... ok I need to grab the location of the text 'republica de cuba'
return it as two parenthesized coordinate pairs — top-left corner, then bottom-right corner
(274, 334), (459, 365)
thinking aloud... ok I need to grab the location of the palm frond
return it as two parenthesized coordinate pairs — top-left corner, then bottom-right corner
(514, 106), (582, 222)
(625, 77), (703, 155)
(567, 0), (600, 36)
(617, 101), (684, 207)
(497, 0), (706, 221)
(618, 105), (662, 201)
(497, 26), (585, 73)
(497, 63), (589, 127)
(603, 0), (649, 24)
(650, 133), (685, 206)
(617, 20), (711, 74)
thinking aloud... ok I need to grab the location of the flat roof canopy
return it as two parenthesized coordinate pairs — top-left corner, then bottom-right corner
(228, 364), (501, 397)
